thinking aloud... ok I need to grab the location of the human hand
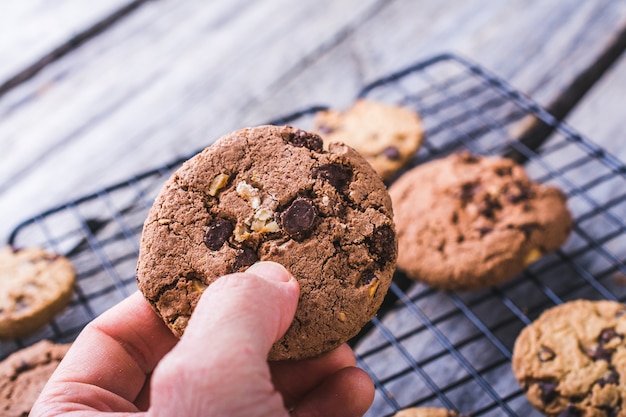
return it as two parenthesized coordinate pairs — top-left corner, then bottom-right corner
(31, 261), (375, 417)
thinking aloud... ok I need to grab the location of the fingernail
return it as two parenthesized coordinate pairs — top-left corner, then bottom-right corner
(246, 261), (292, 283)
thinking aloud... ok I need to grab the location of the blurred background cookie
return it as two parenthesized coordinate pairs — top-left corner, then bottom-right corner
(0, 247), (75, 339)
(388, 152), (572, 290)
(137, 125), (397, 360)
(0, 340), (70, 416)
(314, 99), (424, 181)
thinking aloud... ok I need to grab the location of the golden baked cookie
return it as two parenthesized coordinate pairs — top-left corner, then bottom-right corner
(512, 299), (626, 416)
(314, 99), (424, 181)
(0, 247), (75, 339)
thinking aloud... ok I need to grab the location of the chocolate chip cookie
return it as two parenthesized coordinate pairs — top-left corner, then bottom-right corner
(314, 99), (424, 181)
(388, 152), (572, 290)
(512, 300), (626, 416)
(0, 247), (76, 339)
(393, 407), (463, 417)
(136, 125), (397, 360)
(1, 340), (70, 416)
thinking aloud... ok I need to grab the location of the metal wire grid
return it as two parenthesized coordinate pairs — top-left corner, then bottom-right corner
(2, 54), (625, 416)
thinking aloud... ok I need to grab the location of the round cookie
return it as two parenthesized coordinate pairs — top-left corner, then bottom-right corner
(0, 247), (76, 339)
(512, 300), (626, 416)
(314, 99), (424, 181)
(393, 407), (463, 417)
(136, 125), (397, 360)
(388, 152), (572, 290)
(1, 340), (71, 416)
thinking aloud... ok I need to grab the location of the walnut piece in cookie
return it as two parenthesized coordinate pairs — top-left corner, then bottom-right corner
(388, 152), (572, 290)
(512, 300), (626, 417)
(0, 247), (75, 339)
(136, 125), (397, 360)
(314, 99), (424, 181)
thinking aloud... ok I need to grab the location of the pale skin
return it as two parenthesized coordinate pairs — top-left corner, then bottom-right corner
(31, 262), (375, 417)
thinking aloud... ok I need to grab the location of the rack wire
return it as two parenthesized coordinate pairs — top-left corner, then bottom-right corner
(4, 53), (626, 417)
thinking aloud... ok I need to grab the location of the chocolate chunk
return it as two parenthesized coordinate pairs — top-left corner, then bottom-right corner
(287, 129), (323, 152)
(495, 166), (512, 176)
(597, 369), (620, 387)
(357, 271), (377, 287)
(505, 181), (530, 203)
(281, 198), (317, 237)
(233, 246), (258, 271)
(538, 346), (556, 362)
(556, 405), (581, 417)
(538, 381), (559, 404)
(457, 181), (481, 201)
(382, 146), (401, 161)
(314, 163), (353, 190)
(518, 223), (540, 239)
(599, 328), (622, 344)
(478, 226), (493, 237)
(587, 344), (614, 362)
(204, 218), (234, 250)
(477, 194), (502, 218)
(367, 225), (396, 263)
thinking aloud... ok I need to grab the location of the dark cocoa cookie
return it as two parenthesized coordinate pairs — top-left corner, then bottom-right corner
(512, 300), (626, 416)
(314, 99), (424, 181)
(136, 125), (397, 360)
(0, 247), (75, 339)
(393, 407), (464, 417)
(0, 340), (70, 416)
(388, 152), (572, 290)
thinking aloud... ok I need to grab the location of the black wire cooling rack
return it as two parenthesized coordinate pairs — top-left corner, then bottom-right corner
(5, 53), (626, 417)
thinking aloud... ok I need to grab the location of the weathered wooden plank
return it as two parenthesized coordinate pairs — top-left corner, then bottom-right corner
(0, 0), (386, 239)
(564, 50), (626, 160)
(0, 0), (139, 88)
(2, 0), (626, 242)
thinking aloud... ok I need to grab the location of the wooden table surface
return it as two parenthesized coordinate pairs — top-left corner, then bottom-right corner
(2, 1), (626, 416)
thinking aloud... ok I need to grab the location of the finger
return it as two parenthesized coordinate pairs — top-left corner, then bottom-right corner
(291, 366), (375, 417)
(44, 292), (177, 407)
(150, 262), (300, 416)
(270, 344), (357, 404)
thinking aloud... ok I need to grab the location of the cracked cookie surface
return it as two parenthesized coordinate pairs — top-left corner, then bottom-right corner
(314, 99), (424, 182)
(136, 125), (397, 360)
(0, 247), (75, 339)
(512, 300), (626, 417)
(388, 152), (572, 290)
(1, 340), (70, 416)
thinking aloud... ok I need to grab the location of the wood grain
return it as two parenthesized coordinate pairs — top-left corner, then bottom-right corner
(0, 0), (139, 89)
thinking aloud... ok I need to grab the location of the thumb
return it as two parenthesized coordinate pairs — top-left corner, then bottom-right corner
(149, 262), (300, 417)
(184, 261), (300, 359)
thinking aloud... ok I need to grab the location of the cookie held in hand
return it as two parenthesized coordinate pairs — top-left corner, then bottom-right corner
(388, 152), (572, 290)
(137, 125), (397, 360)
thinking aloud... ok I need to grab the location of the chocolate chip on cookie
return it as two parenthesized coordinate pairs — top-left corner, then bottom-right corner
(388, 152), (572, 290)
(136, 125), (397, 360)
